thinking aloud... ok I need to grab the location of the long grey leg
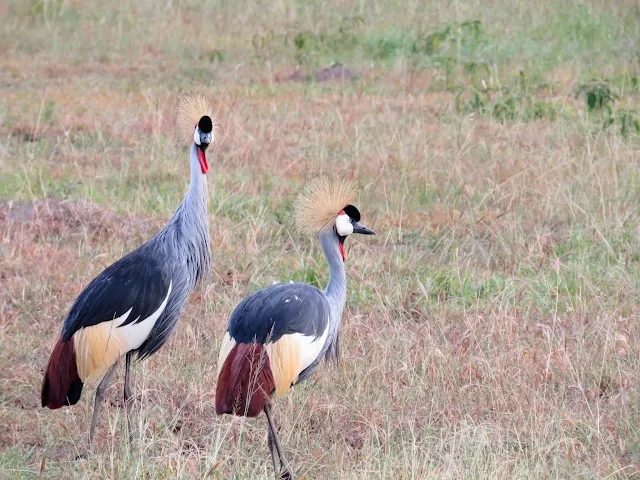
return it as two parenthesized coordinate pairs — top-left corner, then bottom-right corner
(88, 363), (118, 449)
(124, 352), (134, 447)
(264, 404), (292, 479)
(267, 424), (280, 478)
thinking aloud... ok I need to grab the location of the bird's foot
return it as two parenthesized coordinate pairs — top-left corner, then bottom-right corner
(278, 467), (292, 480)
(74, 451), (89, 461)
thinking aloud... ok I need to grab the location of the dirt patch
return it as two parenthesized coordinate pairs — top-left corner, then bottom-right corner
(278, 65), (357, 83)
(0, 199), (156, 244)
(314, 65), (356, 83)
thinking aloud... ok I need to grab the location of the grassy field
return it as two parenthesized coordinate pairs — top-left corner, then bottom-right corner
(1, 0), (640, 478)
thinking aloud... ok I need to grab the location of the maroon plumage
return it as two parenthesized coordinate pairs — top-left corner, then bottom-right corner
(41, 338), (83, 409)
(215, 344), (275, 417)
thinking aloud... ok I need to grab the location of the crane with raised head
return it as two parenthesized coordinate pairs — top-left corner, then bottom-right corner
(215, 178), (375, 479)
(41, 94), (216, 450)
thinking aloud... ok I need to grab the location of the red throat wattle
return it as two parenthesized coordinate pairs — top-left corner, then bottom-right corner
(338, 241), (345, 262)
(197, 148), (209, 174)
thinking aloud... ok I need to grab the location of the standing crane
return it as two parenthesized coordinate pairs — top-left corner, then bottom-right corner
(41, 94), (215, 450)
(215, 178), (375, 479)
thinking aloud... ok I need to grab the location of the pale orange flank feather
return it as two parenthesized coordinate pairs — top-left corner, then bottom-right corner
(73, 322), (125, 381)
(266, 334), (303, 397)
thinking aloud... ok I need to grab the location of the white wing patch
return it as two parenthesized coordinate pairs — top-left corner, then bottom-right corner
(116, 280), (173, 351)
(294, 319), (330, 374)
(216, 332), (236, 376)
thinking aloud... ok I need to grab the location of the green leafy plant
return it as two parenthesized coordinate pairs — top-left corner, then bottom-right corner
(604, 108), (640, 136)
(28, 0), (64, 19)
(199, 49), (225, 63)
(252, 28), (278, 62)
(577, 80), (639, 136)
(576, 80), (619, 111)
(456, 86), (558, 123)
(412, 20), (484, 57)
(291, 15), (365, 66)
(413, 20), (488, 89)
(42, 100), (56, 126)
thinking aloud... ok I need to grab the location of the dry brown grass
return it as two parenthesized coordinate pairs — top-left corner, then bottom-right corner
(1, 0), (640, 479)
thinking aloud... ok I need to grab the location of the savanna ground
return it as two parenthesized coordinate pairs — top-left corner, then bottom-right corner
(1, 0), (640, 478)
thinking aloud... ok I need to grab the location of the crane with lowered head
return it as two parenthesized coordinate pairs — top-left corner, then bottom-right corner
(215, 178), (375, 479)
(41, 94), (216, 450)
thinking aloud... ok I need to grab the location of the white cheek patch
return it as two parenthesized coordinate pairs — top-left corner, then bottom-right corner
(193, 127), (201, 145)
(335, 213), (353, 236)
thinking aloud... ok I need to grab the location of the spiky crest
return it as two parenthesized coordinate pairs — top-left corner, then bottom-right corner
(176, 93), (216, 145)
(294, 177), (356, 234)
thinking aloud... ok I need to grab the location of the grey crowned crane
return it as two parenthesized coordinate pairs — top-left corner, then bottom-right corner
(41, 94), (215, 448)
(215, 178), (375, 479)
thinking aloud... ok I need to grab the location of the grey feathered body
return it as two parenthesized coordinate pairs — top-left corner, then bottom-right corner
(61, 144), (210, 360)
(222, 228), (346, 385)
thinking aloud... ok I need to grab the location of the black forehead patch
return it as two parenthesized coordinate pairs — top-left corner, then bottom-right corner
(198, 115), (213, 134)
(343, 204), (360, 222)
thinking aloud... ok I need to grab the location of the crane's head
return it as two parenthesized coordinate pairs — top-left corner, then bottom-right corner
(193, 115), (214, 174)
(177, 93), (216, 174)
(334, 204), (375, 261)
(294, 177), (375, 261)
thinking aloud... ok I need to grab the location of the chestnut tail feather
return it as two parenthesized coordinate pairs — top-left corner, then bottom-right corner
(215, 344), (275, 418)
(41, 338), (83, 409)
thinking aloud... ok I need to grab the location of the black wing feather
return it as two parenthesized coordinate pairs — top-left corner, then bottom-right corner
(62, 248), (172, 341)
(228, 283), (330, 344)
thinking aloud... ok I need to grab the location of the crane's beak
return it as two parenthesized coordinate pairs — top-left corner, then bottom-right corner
(197, 143), (209, 174)
(352, 222), (375, 235)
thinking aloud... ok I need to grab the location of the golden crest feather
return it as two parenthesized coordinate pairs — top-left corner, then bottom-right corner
(176, 93), (215, 144)
(294, 177), (357, 234)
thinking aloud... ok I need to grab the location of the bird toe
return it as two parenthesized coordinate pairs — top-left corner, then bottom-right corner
(278, 468), (293, 480)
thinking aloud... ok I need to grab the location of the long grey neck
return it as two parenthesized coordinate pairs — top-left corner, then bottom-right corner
(184, 143), (208, 212)
(320, 230), (347, 328)
(160, 143), (211, 287)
